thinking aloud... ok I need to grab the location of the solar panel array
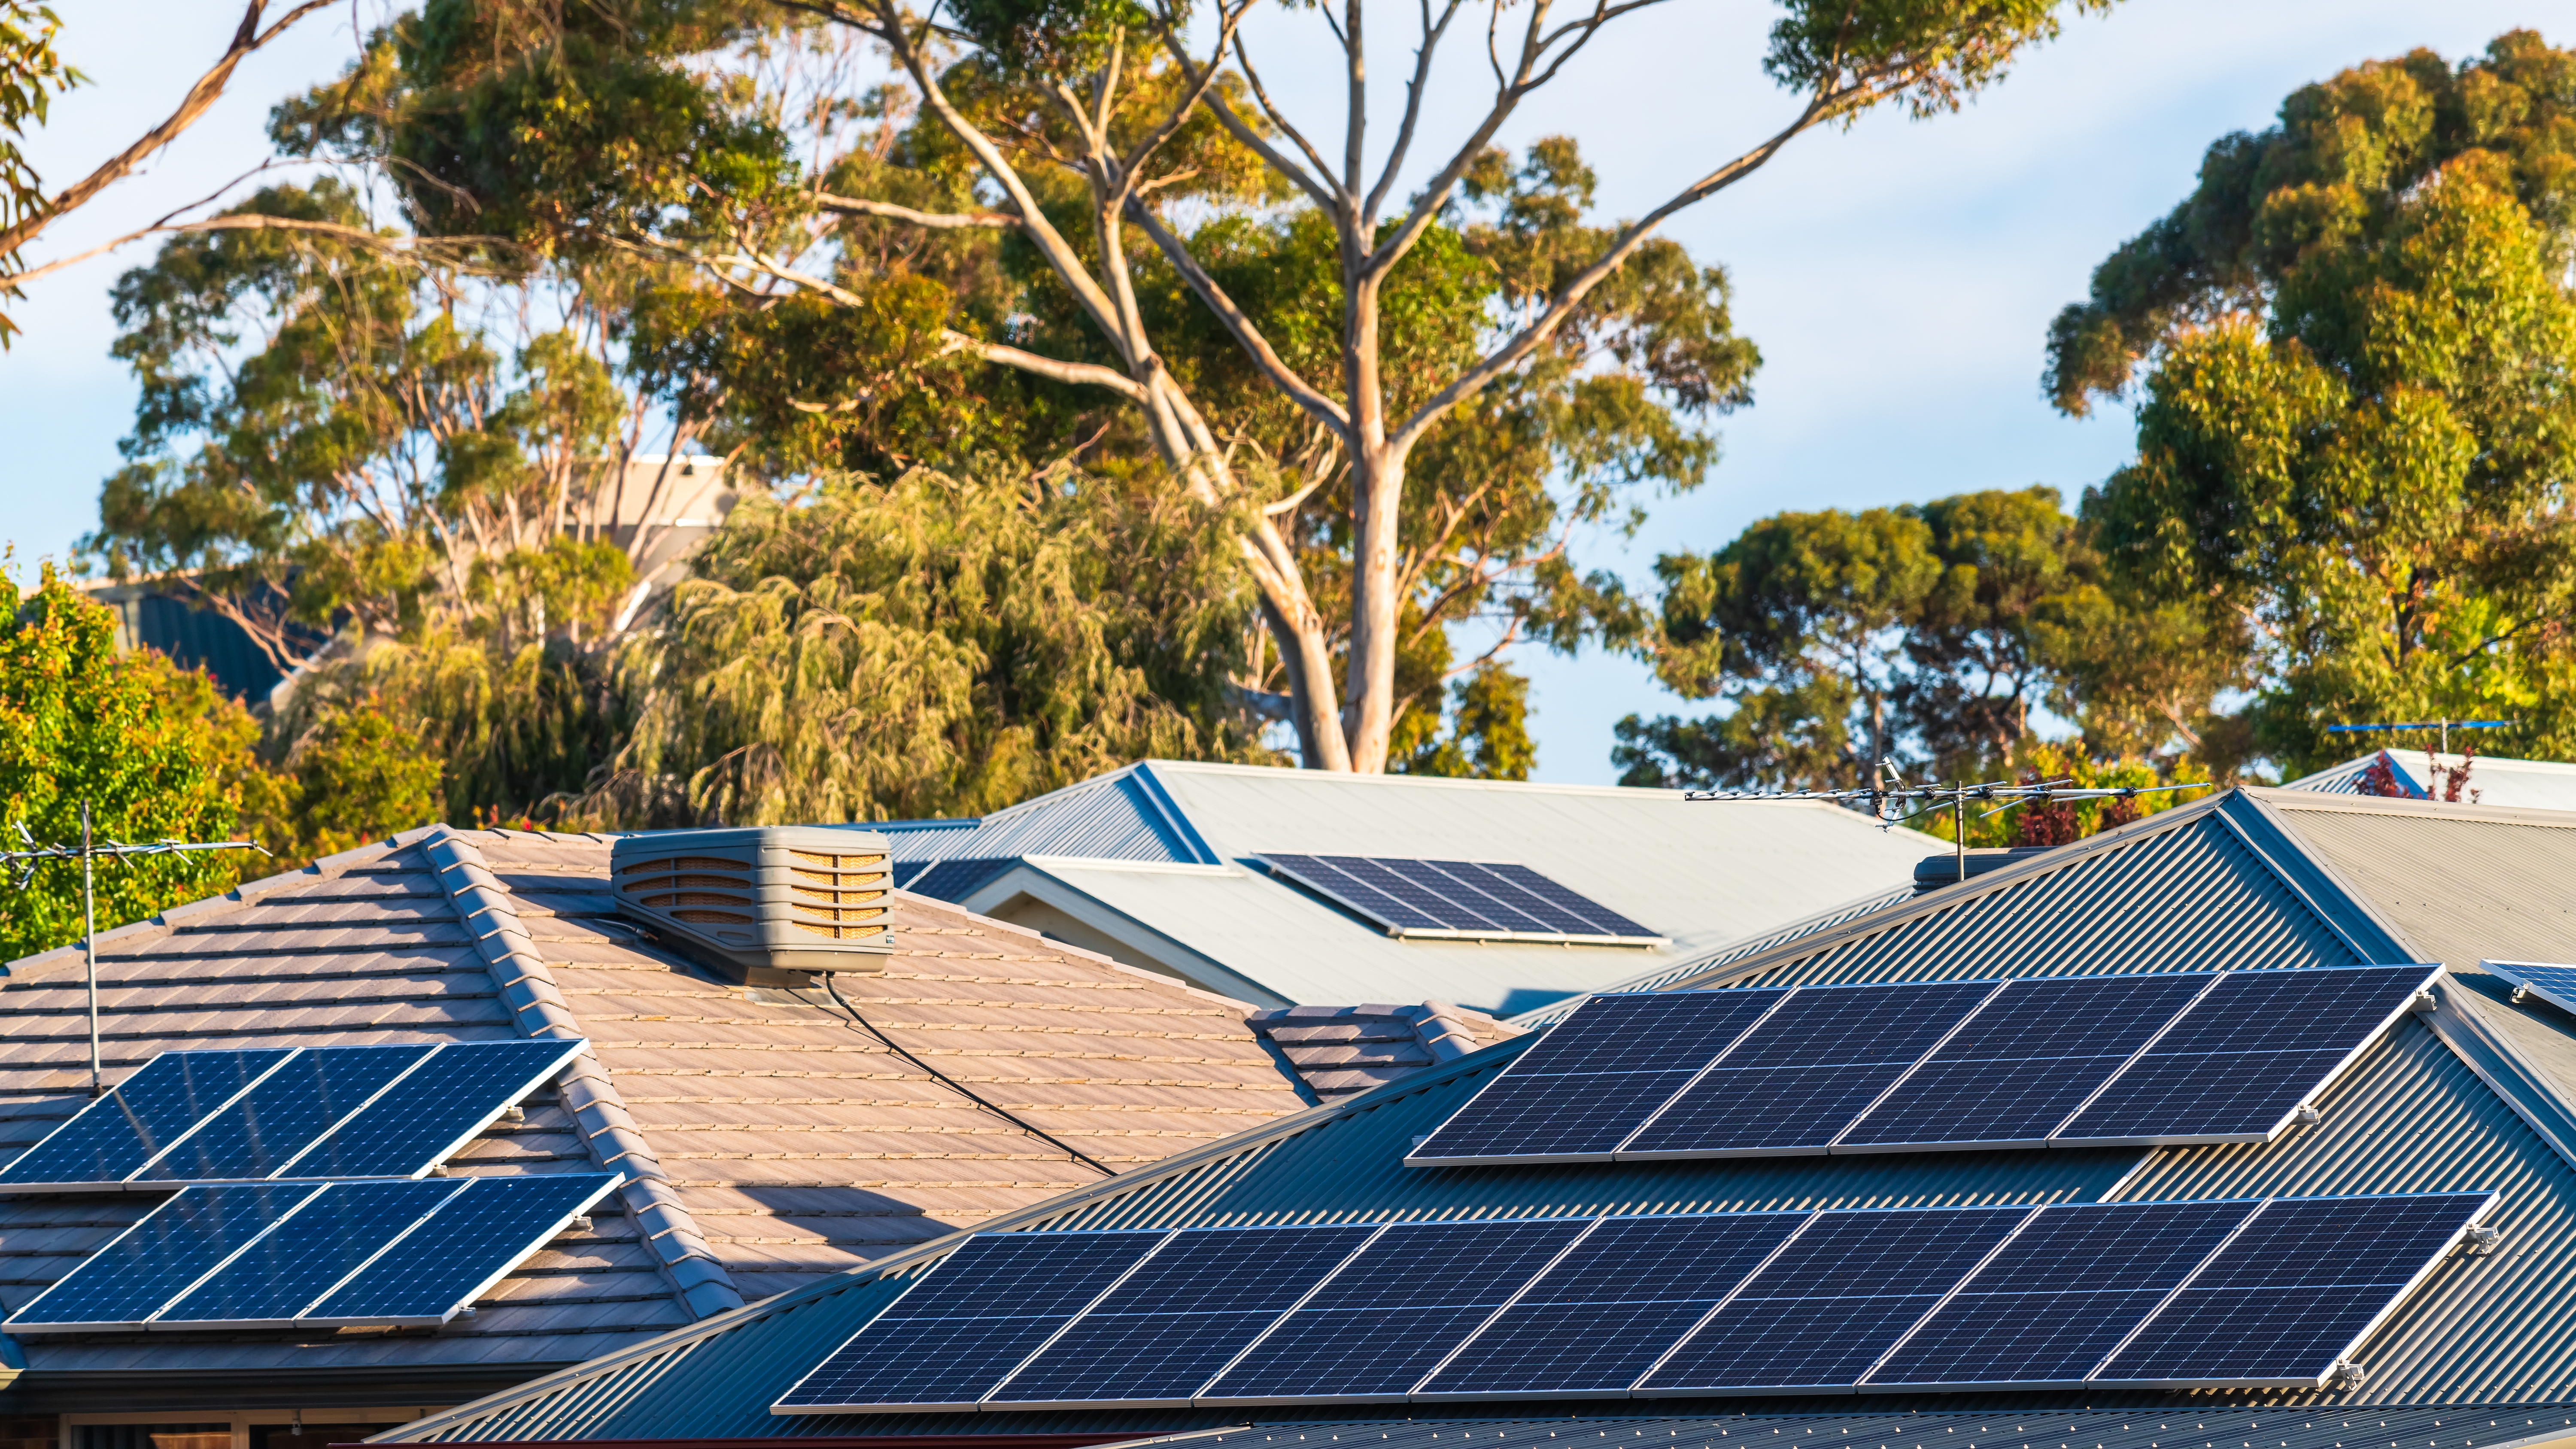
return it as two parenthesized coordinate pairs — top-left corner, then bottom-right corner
(1256, 855), (1667, 946)
(772, 1193), (2494, 1412)
(0, 1039), (584, 1191)
(1406, 965), (2438, 1166)
(2483, 961), (2576, 1018)
(5, 1172), (620, 1333)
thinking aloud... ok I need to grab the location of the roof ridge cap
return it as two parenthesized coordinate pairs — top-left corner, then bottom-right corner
(381, 1029), (1535, 1442)
(1645, 788), (2241, 993)
(418, 825), (745, 1321)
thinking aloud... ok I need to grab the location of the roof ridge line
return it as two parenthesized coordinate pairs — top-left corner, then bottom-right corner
(2231, 790), (2421, 962)
(377, 1026), (1535, 1443)
(0, 827), (432, 978)
(2422, 987), (2576, 1174)
(416, 824), (745, 1321)
(1640, 788), (2243, 994)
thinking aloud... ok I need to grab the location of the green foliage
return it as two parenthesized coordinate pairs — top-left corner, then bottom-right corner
(1911, 741), (2210, 850)
(1767, 0), (2118, 119)
(1616, 488), (2240, 791)
(601, 468), (1271, 825)
(2061, 32), (2576, 776)
(0, 0), (79, 344)
(1400, 666), (1535, 781)
(255, 696), (446, 868)
(0, 565), (260, 960)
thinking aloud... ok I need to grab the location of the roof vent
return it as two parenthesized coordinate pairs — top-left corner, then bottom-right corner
(611, 827), (895, 983)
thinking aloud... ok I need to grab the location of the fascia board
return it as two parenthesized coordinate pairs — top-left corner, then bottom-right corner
(955, 863), (1289, 1008)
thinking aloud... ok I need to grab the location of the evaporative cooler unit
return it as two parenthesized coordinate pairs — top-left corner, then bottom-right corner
(611, 826), (896, 983)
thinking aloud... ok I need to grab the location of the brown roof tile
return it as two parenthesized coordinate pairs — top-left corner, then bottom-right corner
(0, 823), (1314, 1383)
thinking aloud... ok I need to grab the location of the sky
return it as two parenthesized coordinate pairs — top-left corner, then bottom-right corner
(0, 0), (2558, 784)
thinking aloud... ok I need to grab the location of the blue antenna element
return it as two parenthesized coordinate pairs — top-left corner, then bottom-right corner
(2324, 721), (2511, 734)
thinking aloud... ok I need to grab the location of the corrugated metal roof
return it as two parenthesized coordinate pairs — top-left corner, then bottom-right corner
(377, 789), (2576, 1443)
(1508, 887), (1915, 1030)
(891, 767), (1220, 869)
(1105, 1406), (2576, 1449)
(2256, 795), (2576, 974)
(2283, 752), (2576, 814)
(1649, 793), (2398, 990)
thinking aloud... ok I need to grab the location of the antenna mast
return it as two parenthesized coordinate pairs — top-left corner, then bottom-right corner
(2, 800), (268, 1097)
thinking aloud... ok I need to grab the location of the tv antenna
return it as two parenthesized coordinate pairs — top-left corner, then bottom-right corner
(1, 801), (269, 1098)
(1686, 761), (2207, 885)
(2325, 719), (2510, 755)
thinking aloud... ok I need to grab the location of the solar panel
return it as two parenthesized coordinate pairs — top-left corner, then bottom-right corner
(1408, 991), (1787, 1164)
(276, 1039), (584, 1179)
(2481, 960), (2576, 1017)
(1834, 973), (2212, 1151)
(149, 1179), (468, 1326)
(2091, 1191), (2496, 1388)
(133, 1045), (435, 1183)
(6, 1183), (313, 1331)
(1196, 1218), (1590, 1405)
(1862, 1198), (2256, 1389)
(2055, 966), (2435, 1146)
(987, 1223), (1379, 1409)
(1416, 1211), (1805, 1399)
(1407, 966), (2442, 1166)
(774, 1231), (1171, 1413)
(0, 1049), (292, 1189)
(764, 1194), (2495, 1413)
(0, 1040), (583, 1191)
(1257, 854), (1666, 946)
(1635, 1206), (2031, 1394)
(1619, 980), (2000, 1158)
(303, 1171), (623, 1325)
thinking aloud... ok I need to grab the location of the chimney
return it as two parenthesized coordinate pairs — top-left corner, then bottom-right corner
(612, 827), (896, 984)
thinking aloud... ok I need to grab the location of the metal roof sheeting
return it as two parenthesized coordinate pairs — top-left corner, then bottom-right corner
(2285, 752), (2576, 814)
(1509, 887), (1915, 1029)
(377, 789), (2576, 1443)
(1106, 1407), (2576, 1449)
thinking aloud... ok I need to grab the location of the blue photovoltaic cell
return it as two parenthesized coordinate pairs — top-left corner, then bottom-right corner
(2093, 1193), (2492, 1385)
(1259, 855), (1658, 942)
(1622, 981), (1998, 1157)
(0, 1049), (292, 1186)
(990, 1223), (1379, 1406)
(305, 1172), (617, 1323)
(1838, 973), (2211, 1148)
(136, 1045), (434, 1182)
(1418, 1212), (1806, 1397)
(1865, 1198), (2256, 1387)
(1475, 862), (1660, 939)
(2057, 966), (2433, 1144)
(154, 1178), (468, 1324)
(283, 1040), (577, 1179)
(6, 1184), (314, 1328)
(1262, 855), (1448, 931)
(1200, 1218), (1589, 1403)
(1638, 1206), (2028, 1393)
(2484, 962), (2576, 1015)
(1409, 992), (1786, 1161)
(778, 1232), (1170, 1410)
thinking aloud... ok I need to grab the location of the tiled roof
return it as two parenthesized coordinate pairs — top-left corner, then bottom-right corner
(0, 824), (1310, 1382)
(1246, 1002), (1519, 1100)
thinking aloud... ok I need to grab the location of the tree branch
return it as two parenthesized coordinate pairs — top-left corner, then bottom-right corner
(7, 212), (522, 289)
(0, 0), (341, 260)
(1124, 199), (1352, 436)
(1364, 0), (1468, 226)
(811, 191), (1019, 228)
(1390, 84), (1861, 452)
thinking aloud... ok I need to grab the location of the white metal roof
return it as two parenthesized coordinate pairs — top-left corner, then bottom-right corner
(2284, 750), (2576, 812)
(925, 762), (1938, 1016)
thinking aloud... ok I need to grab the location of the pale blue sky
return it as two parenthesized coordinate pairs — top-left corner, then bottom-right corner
(0, 1), (2556, 782)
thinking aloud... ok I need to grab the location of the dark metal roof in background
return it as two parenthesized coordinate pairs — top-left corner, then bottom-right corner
(376, 790), (2576, 1444)
(1112, 1407), (2576, 1449)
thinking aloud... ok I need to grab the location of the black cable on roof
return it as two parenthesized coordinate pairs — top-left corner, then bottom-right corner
(814, 971), (1115, 1176)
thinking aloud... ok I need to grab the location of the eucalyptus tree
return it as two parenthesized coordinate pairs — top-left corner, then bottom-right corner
(313, 0), (2115, 772)
(2052, 30), (2576, 773)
